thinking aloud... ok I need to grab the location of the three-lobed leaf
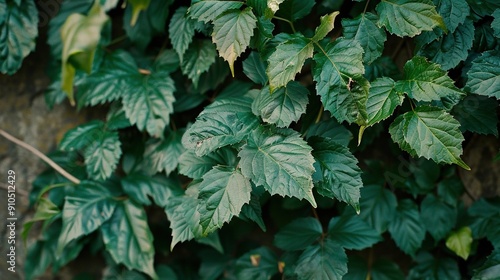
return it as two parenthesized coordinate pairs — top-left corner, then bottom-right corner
(388, 199), (426, 256)
(274, 217), (323, 251)
(466, 50), (500, 99)
(143, 129), (186, 175)
(294, 239), (348, 280)
(84, 130), (122, 181)
(328, 215), (383, 250)
(420, 194), (457, 241)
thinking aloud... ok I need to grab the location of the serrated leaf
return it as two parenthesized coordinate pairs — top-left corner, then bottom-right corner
(121, 173), (182, 208)
(179, 147), (238, 179)
(493, 9), (500, 38)
(122, 73), (176, 137)
(22, 198), (60, 242)
(356, 185), (398, 233)
(84, 130), (122, 180)
(396, 56), (464, 104)
(182, 97), (260, 156)
(328, 215), (382, 250)
(57, 181), (117, 253)
(312, 11), (339, 42)
(165, 189), (203, 249)
(408, 252), (460, 280)
(61, 2), (109, 104)
(188, 0), (244, 23)
(306, 119), (353, 146)
(366, 77), (404, 126)
(418, 19), (474, 70)
(466, 50), (500, 99)
(143, 129), (186, 175)
(313, 38), (368, 124)
(466, 0), (500, 17)
(239, 126), (317, 207)
(59, 121), (105, 151)
(0, 0), (38, 75)
(197, 166), (252, 235)
(343, 12), (387, 64)
(391, 106), (470, 169)
(181, 39), (217, 88)
(127, 0), (150, 26)
(212, 8), (257, 76)
(267, 34), (314, 92)
(388, 114), (418, 156)
(310, 137), (363, 212)
(446, 226), (473, 260)
(169, 7), (196, 61)
(243, 51), (268, 85)
(421, 194), (456, 241)
(276, 0), (315, 21)
(252, 82), (309, 127)
(388, 199), (425, 256)
(234, 247), (279, 280)
(101, 200), (157, 279)
(274, 217), (323, 251)
(294, 239), (348, 280)
(452, 95), (499, 136)
(434, 0), (469, 32)
(376, 0), (446, 37)
(239, 192), (266, 231)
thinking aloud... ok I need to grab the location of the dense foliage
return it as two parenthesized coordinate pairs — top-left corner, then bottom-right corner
(2, 0), (500, 278)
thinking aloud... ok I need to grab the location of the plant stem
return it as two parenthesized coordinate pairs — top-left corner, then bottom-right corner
(273, 16), (296, 33)
(0, 129), (81, 185)
(363, 0), (372, 14)
(106, 35), (128, 47)
(315, 105), (324, 123)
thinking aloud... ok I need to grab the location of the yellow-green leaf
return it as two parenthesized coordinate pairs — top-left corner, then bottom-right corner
(312, 11), (339, 42)
(446, 227), (473, 260)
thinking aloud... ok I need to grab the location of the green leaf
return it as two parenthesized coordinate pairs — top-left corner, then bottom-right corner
(294, 239), (348, 280)
(408, 252), (460, 280)
(61, 2), (109, 104)
(59, 121), (105, 151)
(446, 226), (473, 260)
(466, 0), (500, 17)
(376, 0), (446, 37)
(493, 9), (500, 38)
(275, 0), (316, 21)
(169, 7), (196, 61)
(366, 77), (404, 126)
(420, 194), (456, 241)
(197, 166), (252, 235)
(127, 0), (151, 26)
(466, 50), (500, 99)
(179, 147), (238, 179)
(343, 12), (387, 64)
(243, 51), (268, 85)
(312, 11), (340, 42)
(234, 247), (279, 280)
(356, 185), (398, 233)
(344, 256), (405, 280)
(182, 97), (260, 156)
(305, 119), (353, 146)
(101, 200), (157, 280)
(388, 114), (418, 157)
(84, 130), (122, 181)
(327, 214), (382, 250)
(434, 0), (469, 32)
(473, 250), (500, 280)
(396, 56), (464, 104)
(181, 39), (217, 88)
(122, 72), (176, 137)
(389, 106), (470, 170)
(266, 0), (285, 17)
(121, 173), (182, 208)
(212, 8), (257, 76)
(267, 34), (314, 92)
(106, 104), (132, 130)
(364, 56), (401, 81)
(452, 94), (499, 136)
(239, 126), (317, 207)
(313, 38), (368, 124)
(310, 137), (363, 212)
(143, 129), (186, 175)
(188, 0), (244, 23)
(0, 0), (38, 75)
(252, 82), (309, 127)
(274, 217), (323, 251)
(388, 199), (425, 256)
(57, 181), (118, 253)
(22, 198), (60, 243)
(417, 19), (474, 70)
(239, 192), (266, 231)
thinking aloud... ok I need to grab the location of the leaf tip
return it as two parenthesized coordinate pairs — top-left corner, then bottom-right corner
(358, 126), (366, 146)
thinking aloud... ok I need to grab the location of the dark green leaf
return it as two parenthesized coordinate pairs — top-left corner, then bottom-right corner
(466, 50), (500, 99)
(143, 129), (186, 175)
(84, 130), (122, 181)
(197, 166), (252, 235)
(434, 0), (469, 32)
(252, 82), (309, 127)
(408, 252), (460, 280)
(376, 0), (446, 37)
(364, 56), (401, 81)
(121, 173), (182, 208)
(276, 0), (316, 21)
(179, 147), (238, 179)
(234, 247), (279, 280)
(356, 185), (398, 233)
(274, 217), (323, 251)
(493, 9), (500, 38)
(294, 239), (348, 280)
(452, 94), (498, 136)
(0, 0), (38, 74)
(169, 7), (196, 61)
(306, 119), (353, 146)
(344, 256), (405, 280)
(59, 121), (104, 151)
(101, 200), (157, 279)
(267, 34), (314, 92)
(188, 0), (243, 23)
(313, 38), (368, 124)
(239, 126), (317, 207)
(153, 49), (180, 74)
(106, 104), (132, 130)
(310, 137), (363, 211)
(473, 250), (500, 280)
(466, 0), (500, 17)
(217, 80), (254, 99)
(239, 192), (266, 231)
(182, 97), (260, 156)
(181, 39), (217, 88)
(446, 226), (473, 260)
(327, 214), (383, 250)
(388, 199), (425, 256)
(312, 11), (339, 42)
(366, 77), (404, 126)
(343, 12), (387, 64)
(243, 51), (268, 85)
(420, 194), (456, 241)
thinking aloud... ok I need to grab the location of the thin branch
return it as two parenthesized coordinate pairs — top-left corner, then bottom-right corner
(0, 129), (81, 185)
(273, 16), (296, 33)
(363, 0), (372, 14)
(314, 105), (324, 124)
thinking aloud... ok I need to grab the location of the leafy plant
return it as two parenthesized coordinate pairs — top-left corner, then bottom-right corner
(2, 0), (499, 278)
